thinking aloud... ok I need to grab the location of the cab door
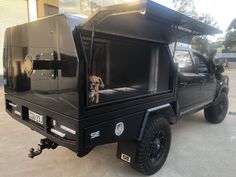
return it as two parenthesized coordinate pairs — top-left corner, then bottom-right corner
(192, 52), (217, 103)
(175, 50), (202, 111)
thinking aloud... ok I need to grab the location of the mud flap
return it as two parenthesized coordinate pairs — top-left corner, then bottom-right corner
(116, 141), (137, 168)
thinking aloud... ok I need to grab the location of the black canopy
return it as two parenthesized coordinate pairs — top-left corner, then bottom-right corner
(79, 0), (222, 44)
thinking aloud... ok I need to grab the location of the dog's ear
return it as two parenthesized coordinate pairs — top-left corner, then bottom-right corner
(98, 77), (104, 88)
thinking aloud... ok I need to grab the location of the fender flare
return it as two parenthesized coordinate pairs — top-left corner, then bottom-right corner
(138, 103), (176, 141)
(215, 85), (229, 103)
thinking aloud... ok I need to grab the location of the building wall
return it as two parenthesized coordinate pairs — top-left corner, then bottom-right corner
(0, 0), (28, 75)
(59, 0), (134, 16)
(0, 0), (133, 76)
(37, 0), (58, 18)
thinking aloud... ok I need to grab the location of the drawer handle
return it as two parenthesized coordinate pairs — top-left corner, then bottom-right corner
(50, 128), (66, 138)
(9, 102), (18, 108)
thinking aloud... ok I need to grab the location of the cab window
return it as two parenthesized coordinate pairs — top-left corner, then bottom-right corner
(174, 50), (194, 73)
(192, 53), (209, 74)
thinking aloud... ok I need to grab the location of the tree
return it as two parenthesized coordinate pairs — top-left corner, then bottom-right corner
(227, 18), (236, 31)
(172, 0), (217, 26)
(224, 32), (236, 51)
(172, 0), (197, 17)
(197, 13), (217, 27)
(223, 18), (236, 51)
(191, 36), (209, 54)
(172, 0), (218, 54)
(209, 39), (224, 50)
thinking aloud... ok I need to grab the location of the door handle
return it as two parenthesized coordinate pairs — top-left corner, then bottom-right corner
(180, 82), (187, 87)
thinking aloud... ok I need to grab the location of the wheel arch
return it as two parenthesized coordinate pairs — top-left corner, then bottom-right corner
(221, 87), (229, 95)
(215, 85), (229, 102)
(138, 103), (176, 141)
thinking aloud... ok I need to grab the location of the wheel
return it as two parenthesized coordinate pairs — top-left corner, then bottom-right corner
(204, 92), (229, 123)
(134, 117), (171, 175)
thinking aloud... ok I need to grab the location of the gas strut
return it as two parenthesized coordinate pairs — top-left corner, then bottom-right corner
(28, 138), (58, 158)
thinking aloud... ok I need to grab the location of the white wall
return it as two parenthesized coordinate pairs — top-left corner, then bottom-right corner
(59, 0), (135, 15)
(0, 0), (28, 76)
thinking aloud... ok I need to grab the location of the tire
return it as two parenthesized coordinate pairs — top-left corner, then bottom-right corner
(204, 92), (229, 123)
(134, 117), (171, 175)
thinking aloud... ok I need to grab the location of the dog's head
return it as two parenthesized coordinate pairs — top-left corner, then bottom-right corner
(89, 75), (104, 91)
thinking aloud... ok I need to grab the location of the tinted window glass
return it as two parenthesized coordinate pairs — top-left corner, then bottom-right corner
(193, 53), (209, 74)
(174, 50), (194, 73)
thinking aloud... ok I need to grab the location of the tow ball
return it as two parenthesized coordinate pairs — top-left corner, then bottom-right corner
(28, 138), (58, 158)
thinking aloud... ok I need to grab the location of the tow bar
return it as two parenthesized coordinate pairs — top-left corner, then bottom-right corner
(28, 138), (58, 158)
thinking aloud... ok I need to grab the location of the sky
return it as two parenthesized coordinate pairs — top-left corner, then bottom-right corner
(153, 0), (235, 42)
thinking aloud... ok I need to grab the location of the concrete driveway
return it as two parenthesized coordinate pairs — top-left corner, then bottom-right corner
(0, 70), (236, 177)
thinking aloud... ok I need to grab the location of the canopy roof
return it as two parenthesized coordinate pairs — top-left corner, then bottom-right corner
(79, 0), (222, 44)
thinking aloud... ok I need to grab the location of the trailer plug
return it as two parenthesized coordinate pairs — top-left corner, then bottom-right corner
(28, 138), (58, 158)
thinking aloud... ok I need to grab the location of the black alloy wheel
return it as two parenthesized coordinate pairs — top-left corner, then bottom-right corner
(133, 117), (171, 175)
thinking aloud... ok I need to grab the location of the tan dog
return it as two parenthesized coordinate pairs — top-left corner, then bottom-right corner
(89, 75), (104, 104)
